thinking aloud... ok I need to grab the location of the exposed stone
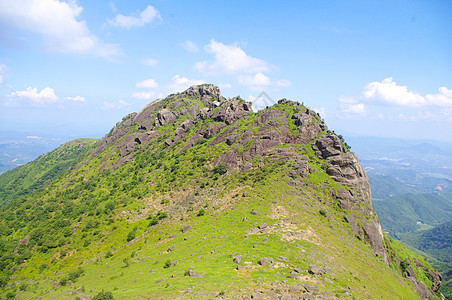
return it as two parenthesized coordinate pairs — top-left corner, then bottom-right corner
(308, 265), (321, 275)
(233, 255), (242, 264)
(156, 108), (176, 126)
(303, 285), (319, 293)
(415, 281), (429, 299)
(182, 224), (192, 233)
(251, 210), (258, 215)
(259, 257), (272, 266)
(258, 223), (268, 229)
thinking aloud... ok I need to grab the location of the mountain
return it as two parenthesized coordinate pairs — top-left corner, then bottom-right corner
(0, 85), (443, 299)
(373, 192), (452, 235)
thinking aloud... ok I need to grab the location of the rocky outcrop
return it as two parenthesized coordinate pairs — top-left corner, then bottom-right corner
(212, 97), (252, 125)
(155, 108), (176, 126)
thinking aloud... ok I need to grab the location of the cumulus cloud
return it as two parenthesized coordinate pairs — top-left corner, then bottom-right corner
(141, 58), (159, 66)
(108, 5), (161, 29)
(0, 0), (120, 58)
(425, 87), (452, 107)
(338, 78), (452, 121)
(338, 96), (367, 116)
(131, 75), (204, 100)
(314, 107), (327, 119)
(136, 78), (158, 89)
(237, 72), (271, 90)
(181, 40), (198, 52)
(363, 77), (426, 107)
(247, 92), (275, 110)
(65, 95), (86, 102)
(132, 91), (159, 100)
(101, 99), (129, 110)
(195, 39), (269, 75)
(363, 78), (452, 108)
(9, 86), (58, 105)
(166, 74), (204, 94)
(276, 79), (291, 87)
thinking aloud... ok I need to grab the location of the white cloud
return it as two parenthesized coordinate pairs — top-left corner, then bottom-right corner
(219, 83), (232, 89)
(276, 79), (291, 87)
(0, 64), (7, 86)
(65, 95), (86, 102)
(10, 86), (58, 105)
(109, 2), (117, 12)
(166, 74), (204, 94)
(27, 135), (41, 139)
(132, 91), (159, 100)
(363, 77), (426, 107)
(0, 0), (120, 58)
(314, 107), (327, 119)
(338, 96), (367, 116)
(101, 99), (129, 110)
(195, 39), (269, 75)
(108, 5), (161, 29)
(181, 40), (198, 52)
(238, 72), (271, 87)
(247, 93), (275, 110)
(141, 58), (159, 66)
(425, 87), (452, 107)
(136, 78), (158, 89)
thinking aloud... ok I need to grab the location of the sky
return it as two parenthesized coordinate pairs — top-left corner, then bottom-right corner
(0, 0), (451, 143)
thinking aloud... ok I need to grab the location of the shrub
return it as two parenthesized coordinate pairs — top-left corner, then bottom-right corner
(164, 259), (171, 268)
(213, 164), (227, 175)
(105, 251), (113, 258)
(319, 209), (327, 217)
(92, 290), (114, 300)
(126, 227), (137, 242)
(197, 209), (206, 217)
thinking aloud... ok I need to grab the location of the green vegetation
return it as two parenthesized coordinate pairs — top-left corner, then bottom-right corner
(0, 85), (440, 299)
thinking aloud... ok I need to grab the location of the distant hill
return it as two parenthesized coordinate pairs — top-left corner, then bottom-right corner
(373, 192), (452, 235)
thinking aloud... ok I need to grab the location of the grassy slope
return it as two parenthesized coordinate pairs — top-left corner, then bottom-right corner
(0, 138), (97, 206)
(0, 91), (438, 299)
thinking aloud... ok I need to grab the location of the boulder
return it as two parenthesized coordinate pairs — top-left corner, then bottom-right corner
(156, 109), (176, 126)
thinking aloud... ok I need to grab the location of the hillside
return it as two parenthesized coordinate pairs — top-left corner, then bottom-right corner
(373, 192), (452, 235)
(0, 85), (443, 299)
(0, 138), (96, 206)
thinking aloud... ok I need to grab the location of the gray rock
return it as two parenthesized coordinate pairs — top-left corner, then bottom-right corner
(233, 255), (242, 264)
(259, 257), (272, 266)
(167, 245), (174, 252)
(308, 264), (321, 275)
(156, 108), (176, 126)
(262, 237), (269, 243)
(258, 222), (268, 229)
(415, 281), (429, 299)
(303, 284), (319, 293)
(251, 210), (258, 215)
(182, 224), (192, 233)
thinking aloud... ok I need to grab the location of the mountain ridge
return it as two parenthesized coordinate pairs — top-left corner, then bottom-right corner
(0, 84), (443, 299)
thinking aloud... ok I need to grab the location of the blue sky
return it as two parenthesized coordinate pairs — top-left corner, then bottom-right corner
(0, 0), (451, 142)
